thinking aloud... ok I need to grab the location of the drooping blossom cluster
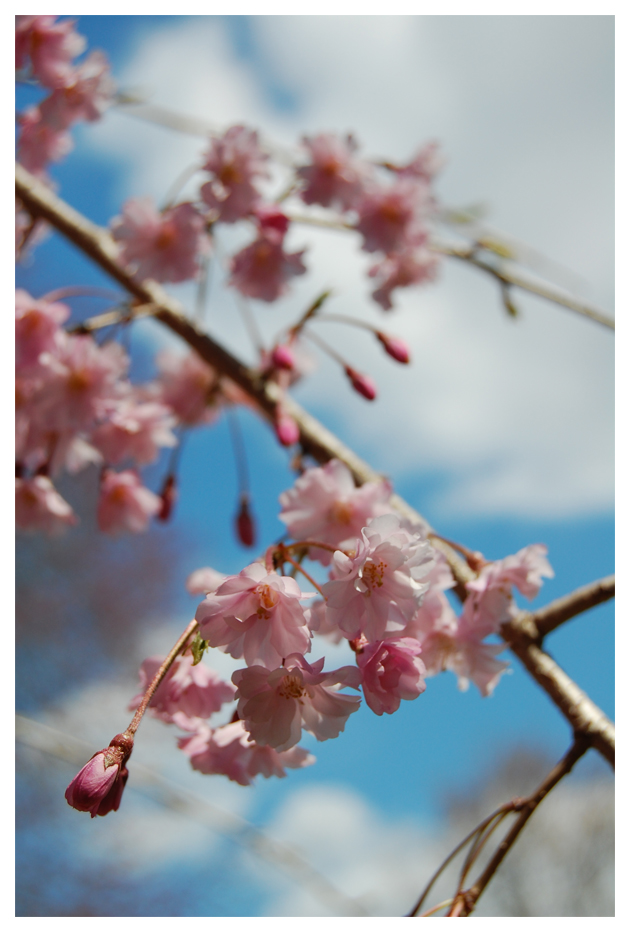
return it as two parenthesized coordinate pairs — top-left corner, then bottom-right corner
(15, 289), (226, 535)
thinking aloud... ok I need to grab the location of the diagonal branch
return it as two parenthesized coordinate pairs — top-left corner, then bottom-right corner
(15, 162), (614, 768)
(530, 574), (615, 640)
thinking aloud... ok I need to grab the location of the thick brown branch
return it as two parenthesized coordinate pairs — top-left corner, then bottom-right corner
(532, 574), (615, 640)
(15, 163), (614, 768)
(457, 733), (592, 916)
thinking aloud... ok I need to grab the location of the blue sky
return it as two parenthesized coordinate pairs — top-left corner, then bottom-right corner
(16, 15), (614, 917)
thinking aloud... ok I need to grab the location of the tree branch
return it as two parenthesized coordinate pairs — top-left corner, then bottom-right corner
(530, 574), (615, 640)
(15, 162), (614, 769)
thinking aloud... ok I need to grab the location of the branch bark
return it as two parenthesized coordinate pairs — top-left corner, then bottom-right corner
(531, 574), (615, 640)
(16, 162), (614, 768)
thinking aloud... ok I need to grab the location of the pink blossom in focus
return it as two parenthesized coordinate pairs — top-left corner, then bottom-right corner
(229, 234), (307, 303)
(420, 627), (509, 698)
(65, 732), (133, 818)
(195, 563), (312, 669)
(357, 636), (426, 715)
(15, 289), (69, 371)
(155, 350), (218, 425)
(279, 459), (392, 565)
(111, 199), (209, 284)
(16, 16), (86, 89)
(186, 566), (227, 596)
(129, 653), (235, 731)
(355, 180), (429, 254)
(305, 599), (344, 644)
(370, 245), (440, 311)
(200, 125), (269, 223)
(233, 654), (362, 751)
(178, 721), (315, 786)
(323, 514), (434, 641)
(97, 469), (161, 534)
(16, 476), (77, 534)
(39, 51), (115, 130)
(90, 398), (177, 466)
(298, 133), (367, 211)
(17, 106), (73, 176)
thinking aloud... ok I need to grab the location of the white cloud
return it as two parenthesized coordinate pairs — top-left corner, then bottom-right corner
(84, 15), (613, 519)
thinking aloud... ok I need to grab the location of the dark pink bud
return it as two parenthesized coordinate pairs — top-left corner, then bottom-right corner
(253, 203), (290, 242)
(65, 732), (133, 818)
(271, 343), (296, 371)
(275, 409), (300, 446)
(157, 474), (177, 522)
(376, 331), (410, 364)
(235, 495), (256, 548)
(345, 366), (377, 401)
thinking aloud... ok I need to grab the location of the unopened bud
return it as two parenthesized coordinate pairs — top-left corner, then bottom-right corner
(345, 366), (377, 401)
(275, 408), (300, 446)
(376, 332), (410, 364)
(157, 474), (177, 522)
(235, 495), (256, 548)
(65, 732), (133, 818)
(271, 343), (296, 371)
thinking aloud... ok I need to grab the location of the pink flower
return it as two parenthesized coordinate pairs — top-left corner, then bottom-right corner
(155, 350), (218, 426)
(376, 332), (411, 364)
(357, 637), (426, 715)
(39, 51), (115, 130)
(323, 514), (434, 641)
(392, 141), (444, 183)
(370, 245), (440, 310)
(17, 106), (73, 176)
(233, 654), (362, 751)
(15, 289), (69, 371)
(274, 406), (300, 446)
(65, 732), (133, 818)
(278, 459), (392, 565)
(111, 199), (209, 284)
(186, 566), (226, 596)
(355, 180), (429, 254)
(305, 599), (345, 644)
(420, 628), (509, 697)
(16, 16), (86, 89)
(97, 469), (161, 534)
(129, 654), (235, 731)
(200, 125), (269, 223)
(229, 234), (307, 303)
(178, 721), (315, 786)
(91, 398), (177, 466)
(15, 476), (77, 534)
(297, 133), (367, 211)
(195, 563), (312, 670)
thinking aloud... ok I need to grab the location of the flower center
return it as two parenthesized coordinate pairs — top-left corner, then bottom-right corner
(256, 583), (279, 617)
(277, 673), (306, 700)
(155, 222), (177, 251)
(67, 369), (91, 394)
(329, 499), (354, 526)
(361, 559), (387, 591)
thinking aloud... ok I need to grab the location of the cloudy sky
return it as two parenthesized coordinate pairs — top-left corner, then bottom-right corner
(16, 15), (615, 918)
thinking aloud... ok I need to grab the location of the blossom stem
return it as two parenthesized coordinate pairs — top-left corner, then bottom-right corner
(281, 553), (325, 597)
(283, 539), (341, 555)
(418, 898), (454, 918)
(428, 532), (486, 573)
(125, 619), (198, 736)
(42, 285), (123, 303)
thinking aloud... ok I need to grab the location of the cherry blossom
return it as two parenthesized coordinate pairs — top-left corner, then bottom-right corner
(91, 397), (177, 466)
(111, 199), (209, 284)
(195, 563), (312, 669)
(16, 476), (77, 535)
(65, 732), (133, 818)
(15, 289), (69, 371)
(297, 133), (367, 211)
(17, 106), (73, 176)
(370, 245), (440, 311)
(232, 654), (362, 751)
(322, 514), (434, 641)
(178, 721), (315, 786)
(39, 51), (115, 130)
(278, 458), (392, 564)
(357, 636), (427, 715)
(155, 350), (218, 426)
(355, 180), (430, 255)
(97, 469), (161, 534)
(186, 566), (227, 596)
(420, 626), (509, 698)
(229, 233), (307, 303)
(200, 125), (269, 223)
(16, 16), (86, 89)
(130, 654), (235, 731)
(391, 141), (444, 183)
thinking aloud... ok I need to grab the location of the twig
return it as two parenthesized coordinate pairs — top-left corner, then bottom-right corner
(15, 162), (615, 769)
(455, 733), (592, 916)
(531, 574), (615, 640)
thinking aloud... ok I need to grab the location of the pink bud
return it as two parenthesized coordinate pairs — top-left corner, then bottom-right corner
(275, 410), (300, 446)
(253, 203), (290, 242)
(235, 495), (256, 548)
(271, 343), (296, 371)
(157, 474), (177, 522)
(345, 366), (377, 401)
(376, 332), (410, 364)
(65, 732), (133, 818)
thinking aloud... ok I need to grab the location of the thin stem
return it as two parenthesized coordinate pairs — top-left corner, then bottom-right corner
(458, 733), (591, 916)
(234, 293), (264, 355)
(195, 249), (213, 325)
(418, 898), (454, 918)
(126, 619), (198, 736)
(428, 532), (487, 573)
(532, 574), (615, 640)
(160, 160), (203, 211)
(281, 553), (325, 596)
(69, 302), (159, 334)
(447, 810), (512, 913)
(42, 285), (123, 303)
(226, 405), (250, 499)
(302, 328), (347, 368)
(288, 289), (333, 337)
(283, 539), (341, 556)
